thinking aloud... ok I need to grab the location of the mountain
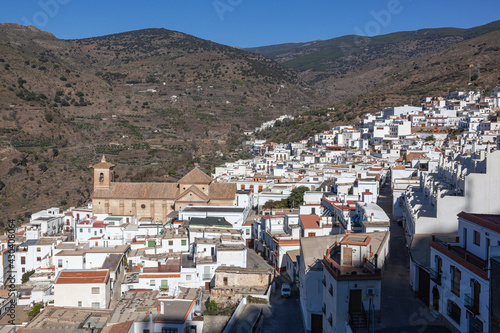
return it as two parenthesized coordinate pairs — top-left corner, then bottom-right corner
(0, 24), (323, 226)
(1, 21), (500, 226)
(245, 20), (500, 102)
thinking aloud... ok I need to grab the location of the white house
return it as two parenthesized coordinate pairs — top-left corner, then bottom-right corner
(429, 212), (499, 333)
(54, 269), (111, 309)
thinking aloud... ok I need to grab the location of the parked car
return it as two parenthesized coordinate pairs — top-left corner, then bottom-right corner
(281, 283), (291, 297)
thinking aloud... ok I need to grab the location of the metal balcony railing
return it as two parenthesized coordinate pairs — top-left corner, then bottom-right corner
(464, 293), (480, 315)
(429, 268), (441, 285)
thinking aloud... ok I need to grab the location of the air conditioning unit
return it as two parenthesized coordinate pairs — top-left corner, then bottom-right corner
(366, 288), (375, 296)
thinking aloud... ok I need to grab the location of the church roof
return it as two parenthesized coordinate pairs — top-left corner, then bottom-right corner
(176, 185), (210, 202)
(94, 183), (179, 199)
(178, 167), (212, 184)
(93, 155), (115, 169)
(209, 182), (238, 200)
(93, 182), (236, 201)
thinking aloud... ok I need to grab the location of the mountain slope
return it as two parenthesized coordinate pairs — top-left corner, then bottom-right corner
(0, 24), (323, 226)
(245, 20), (500, 102)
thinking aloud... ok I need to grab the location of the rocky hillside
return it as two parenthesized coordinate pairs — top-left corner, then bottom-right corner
(0, 24), (323, 226)
(246, 20), (500, 102)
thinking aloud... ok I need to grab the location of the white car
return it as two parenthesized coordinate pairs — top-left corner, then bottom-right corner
(281, 283), (291, 297)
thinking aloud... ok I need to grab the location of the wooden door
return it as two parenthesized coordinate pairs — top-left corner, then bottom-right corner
(349, 289), (362, 313)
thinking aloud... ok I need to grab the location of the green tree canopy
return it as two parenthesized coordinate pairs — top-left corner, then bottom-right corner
(288, 186), (309, 208)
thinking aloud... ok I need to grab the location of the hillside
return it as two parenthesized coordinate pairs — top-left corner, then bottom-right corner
(246, 20), (500, 102)
(0, 24), (323, 226)
(252, 28), (500, 143)
(2, 21), (500, 226)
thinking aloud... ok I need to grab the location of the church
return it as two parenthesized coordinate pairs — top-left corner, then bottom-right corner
(91, 156), (237, 222)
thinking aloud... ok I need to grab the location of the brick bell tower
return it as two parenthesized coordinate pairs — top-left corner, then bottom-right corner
(93, 155), (115, 190)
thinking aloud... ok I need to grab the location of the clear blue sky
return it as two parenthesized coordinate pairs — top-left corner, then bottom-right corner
(1, 0), (499, 47)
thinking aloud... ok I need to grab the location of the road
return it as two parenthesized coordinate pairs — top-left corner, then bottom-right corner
(260, 274), (304, 333)
(376, 181), (451, 333)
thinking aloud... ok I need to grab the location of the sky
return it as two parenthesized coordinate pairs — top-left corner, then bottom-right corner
(1, 0), (499, 48)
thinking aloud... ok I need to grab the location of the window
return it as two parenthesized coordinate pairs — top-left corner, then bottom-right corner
(37, 257), (41, 262)
(88, 229), (90, 233)
(186, 275), (191, 281)
(22, 268), (25, 273)
(79, 228), (83, 233)
(92, 302), (100, 308)
(100, 229), (103, 233)
(162, 329), (177, 333)
(78, 301), (82, 307)
(168, 240), (173, 246)
(94, 231), (97, 236)
(91, 287), (100, 294)
(223, 277), (228, 286)
(36, 247), (41, 252)
(58, 259), (62, 268)
(246, 229), (250, 235)
(473, 230), (481, 246)
(181, 240), (187, 246)
(150, 280), (155, 286)
(99, 172), (104, 183)
(308, 232), (316, 237)
(451, 267), (461, 296)
(161, 280), (168, 289)
(21, 257), (25, 265)
(447, 300), (461, 324)
(143, 330), (150, 333)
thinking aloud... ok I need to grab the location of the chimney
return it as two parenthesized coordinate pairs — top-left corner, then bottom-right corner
(175, 228), (178, 235)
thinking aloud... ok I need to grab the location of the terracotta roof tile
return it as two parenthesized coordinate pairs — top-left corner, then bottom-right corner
(209, 183), (237, 201)
(300, 214), (321, 229)
(55, 269), (110, 284)
(94, 183), (179, 199)
(101, 320), (133, 333)
(178, 167), (212, 184)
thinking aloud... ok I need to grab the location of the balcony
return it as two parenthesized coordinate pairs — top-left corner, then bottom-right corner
(429, 268), (441, 285)
(464, 293), (480, 315)
(431, 237), (488, 280)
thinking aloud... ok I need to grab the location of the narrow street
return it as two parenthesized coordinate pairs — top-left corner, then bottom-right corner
(376, 181), (450, 333)
(260, 274), (304, 333)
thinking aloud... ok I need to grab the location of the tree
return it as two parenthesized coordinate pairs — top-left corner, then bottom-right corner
(28, 302), (43, 317)
(288, 186), (309, 208)
(22, 270), (35, 283)
(425, 135), (436, 142)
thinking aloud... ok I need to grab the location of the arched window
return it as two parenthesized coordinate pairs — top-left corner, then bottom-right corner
(99, 172), (104, 183)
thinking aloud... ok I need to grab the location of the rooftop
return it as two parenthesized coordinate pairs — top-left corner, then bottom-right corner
(187, 216), (232, 227)
(182, 206), (245, 213)
(458, 212), (500, 234)
(55, 269), (110, 284)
